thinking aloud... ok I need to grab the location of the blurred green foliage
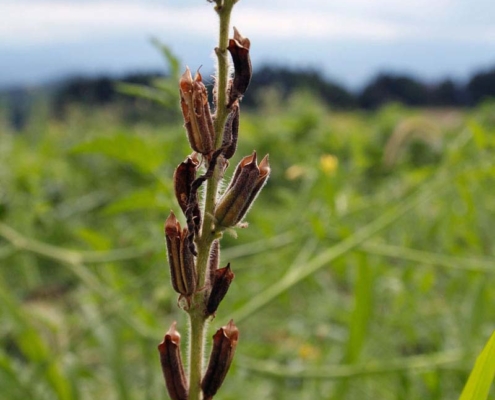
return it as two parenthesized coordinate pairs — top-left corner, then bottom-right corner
(0, 92), (495, 400)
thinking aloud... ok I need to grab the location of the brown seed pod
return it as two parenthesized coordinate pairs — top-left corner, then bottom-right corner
(201, 320), (239, 399)
(227, 27), (252, 107)
(206, 263), (235, 316)
(180, 68), (216, 154)
(164, 211), (197, 297)
(214, 152), (270, 228)
(158, 322), (188, 400)
(221, 104), (239, 160)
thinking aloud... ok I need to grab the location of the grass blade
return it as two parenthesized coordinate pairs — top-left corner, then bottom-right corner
(459, 330), (495, 400)
(239, 350), (464, 379)
(232, 181), (440, 323)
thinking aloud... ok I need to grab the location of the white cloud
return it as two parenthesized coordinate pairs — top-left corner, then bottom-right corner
(0, 0), (493, 48)
(0, 1), (216, 46)
(231, 9), (400, 40)
(234, 0), (456, 20)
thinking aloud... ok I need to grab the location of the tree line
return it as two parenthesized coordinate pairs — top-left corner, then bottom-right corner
(3, 64), (495, 129)
(51, 64), (495, 110)
(246, 65), (495, 109)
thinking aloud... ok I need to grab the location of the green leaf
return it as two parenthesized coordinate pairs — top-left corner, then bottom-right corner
(345, 254), (373, 363)
(150, 38), (181, 78)
(115, 40), (181, 107)
(115, 82), (176, 107)
(76, 228), (113, 250)
(459, 330), (495, 400)
(103, 185), (171, 215)
(71, 134), (165, 174)
(469, 121), (487, 150)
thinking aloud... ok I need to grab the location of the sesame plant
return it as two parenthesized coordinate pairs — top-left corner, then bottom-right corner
(158, 1), (269, 399)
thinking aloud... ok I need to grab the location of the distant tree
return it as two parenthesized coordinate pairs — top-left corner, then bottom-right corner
(467, 67), (495, 104)
(8, 61), (495, 124)
(52, 73), (162, 117)
(55, 76), (114, 106)
(245, 66), (357, 109)
(427, 79), (466, 107)
(5, 89), (30, 130)
(359, 74), (429, 109)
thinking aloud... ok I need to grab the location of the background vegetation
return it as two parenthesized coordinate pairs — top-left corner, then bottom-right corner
(1, 67), (495, 399)
(4, 61), (495, 132)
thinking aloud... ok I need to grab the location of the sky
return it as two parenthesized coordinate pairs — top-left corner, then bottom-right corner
(2, 0), (495, 89)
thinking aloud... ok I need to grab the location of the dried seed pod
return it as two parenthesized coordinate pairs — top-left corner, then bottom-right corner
(180, 67), (215, 154)
(201, 320), (239, 399)
(221, 104), (239, 160)
(158, 322), (188, 400)
(208, 240), (220, 286)
(206, 263), (235, 316)
(237, 154), (270, 221)
(214, 152), (270, 228)
(173, 154), (200, 215)
(174, 154), (202, 240)
(165, 211), (197, 296)
(227, 27), (252, 107)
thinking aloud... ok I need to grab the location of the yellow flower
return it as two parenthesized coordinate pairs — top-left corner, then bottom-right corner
(320, 154), (338, 175)
(298, 343), (319, 361)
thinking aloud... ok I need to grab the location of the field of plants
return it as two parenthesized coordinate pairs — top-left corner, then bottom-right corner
(1, 91), (494, 399)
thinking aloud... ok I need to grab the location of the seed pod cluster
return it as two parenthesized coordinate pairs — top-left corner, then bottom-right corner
(160, 25), (268, 399)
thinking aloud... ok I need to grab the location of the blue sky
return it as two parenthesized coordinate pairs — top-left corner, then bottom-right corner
(2, 0), (495, 89)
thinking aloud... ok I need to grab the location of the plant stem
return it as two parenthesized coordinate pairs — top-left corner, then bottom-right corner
(213, 0), (235, 148)
(187, 307), (208, 400)
(187, 154), (224, 400)
(186, 222), (212, 400)
(187, 3), (237, 398)
(0, 222), (148, 264)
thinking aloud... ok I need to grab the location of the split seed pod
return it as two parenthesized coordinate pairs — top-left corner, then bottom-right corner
(201, 320), (239, 400)
(208, 240), (220, 286)
(227, 27), (252, 107)
(158, 322), (188, 400)
(173, 154), (199, 214)
(165, 211), (197, 296)
(180, 67), (215, 154)
(221, 104), (239, 160)
(174, 154), (201, 231)
(214, 151), (270, 228)
(206, 263), (235, 316)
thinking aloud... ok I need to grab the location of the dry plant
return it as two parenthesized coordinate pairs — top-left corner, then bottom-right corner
(158, 1), (270, 399)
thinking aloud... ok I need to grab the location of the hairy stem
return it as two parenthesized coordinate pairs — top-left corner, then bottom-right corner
(187, 2), (237, 399)
(187, 306), (208, 400)
(187, 148), (224, 400)
(213, 0), (235, 148)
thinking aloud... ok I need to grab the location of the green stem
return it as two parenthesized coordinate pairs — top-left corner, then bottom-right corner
(0, 222), (148, 264)
(187, 2), (237, 399)
(213, 0), (235, 148)
(185, 229), (209, 400)
(239, 350), (465, 379)
(187, 307), (208, 400)
(187, 157), (224, 400)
